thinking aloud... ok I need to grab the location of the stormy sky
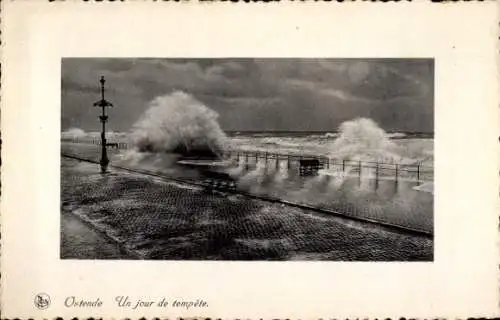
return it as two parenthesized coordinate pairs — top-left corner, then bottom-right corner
(61, 58), (434, 132)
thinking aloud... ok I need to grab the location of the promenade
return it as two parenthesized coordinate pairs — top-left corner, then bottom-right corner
(61, 211), (132, 259)
(60, 156), (432, 261)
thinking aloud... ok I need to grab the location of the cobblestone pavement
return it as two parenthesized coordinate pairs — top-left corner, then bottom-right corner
(61, 157), (433, 261)
(61, 210), (136, 259)
(62, 143), (433, 234)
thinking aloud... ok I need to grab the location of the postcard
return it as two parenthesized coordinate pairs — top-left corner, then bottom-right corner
(1, 1), (498, 319)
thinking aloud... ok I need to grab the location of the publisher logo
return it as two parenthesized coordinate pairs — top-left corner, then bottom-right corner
(34, 293), (51, 310)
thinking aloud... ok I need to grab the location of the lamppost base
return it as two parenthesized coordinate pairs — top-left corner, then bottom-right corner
(100, 158), (110, 174)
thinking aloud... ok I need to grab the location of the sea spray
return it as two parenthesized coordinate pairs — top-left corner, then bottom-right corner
(325, 169), (351, 192)
(114, 91), (231, 173)
(62, 128), (87, 140)
(62, 128), (127, 142)
(109, 91), (228, 178)
(227, 157), (246, 178)
(130, 91), (229, 158)
(329, 117), (403, 163)
(115, 149), (179, 173)
(271, 160), (289, 186)
(289, 175), (330, 204)
(238, 159), (268, 193)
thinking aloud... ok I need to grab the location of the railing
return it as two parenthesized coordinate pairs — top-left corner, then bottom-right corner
(222, 149), (433, 182)
(61, 139), (434, 182)
(61, 137), (128, 149)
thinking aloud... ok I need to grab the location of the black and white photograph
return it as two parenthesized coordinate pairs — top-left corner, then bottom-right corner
(60, 58), (434, 261)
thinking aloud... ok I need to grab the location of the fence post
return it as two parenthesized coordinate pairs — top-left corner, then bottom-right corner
(264, 152), (268, 168)
(417, 165), (420, 181)
(287, 155), (291, 170)
(395, 164), (399, 183)
(275, 154), (279, 170)
(375, 162), (379, 189)
(358, 161), (362, 179)
(342, 159), (346, 172)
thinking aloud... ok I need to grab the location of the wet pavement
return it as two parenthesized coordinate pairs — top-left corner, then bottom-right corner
(60, 156), (433, 261)
(60, 211), (134, 259)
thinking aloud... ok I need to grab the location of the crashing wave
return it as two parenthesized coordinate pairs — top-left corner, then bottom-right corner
(129, 91), (229, 159)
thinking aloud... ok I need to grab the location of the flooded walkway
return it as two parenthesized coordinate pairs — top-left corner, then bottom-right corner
(60, 156), (433, 261)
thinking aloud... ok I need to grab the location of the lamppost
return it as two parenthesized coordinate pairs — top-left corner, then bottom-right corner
(93, 76), (113, 174)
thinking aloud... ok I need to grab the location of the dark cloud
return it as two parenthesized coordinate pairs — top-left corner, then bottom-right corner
(61, 58), (433, 132)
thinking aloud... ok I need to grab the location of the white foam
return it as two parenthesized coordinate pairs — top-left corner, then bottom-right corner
(129, 91), (229, 155)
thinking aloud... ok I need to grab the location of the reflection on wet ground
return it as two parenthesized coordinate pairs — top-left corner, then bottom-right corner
(61, 152), (433, 261)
